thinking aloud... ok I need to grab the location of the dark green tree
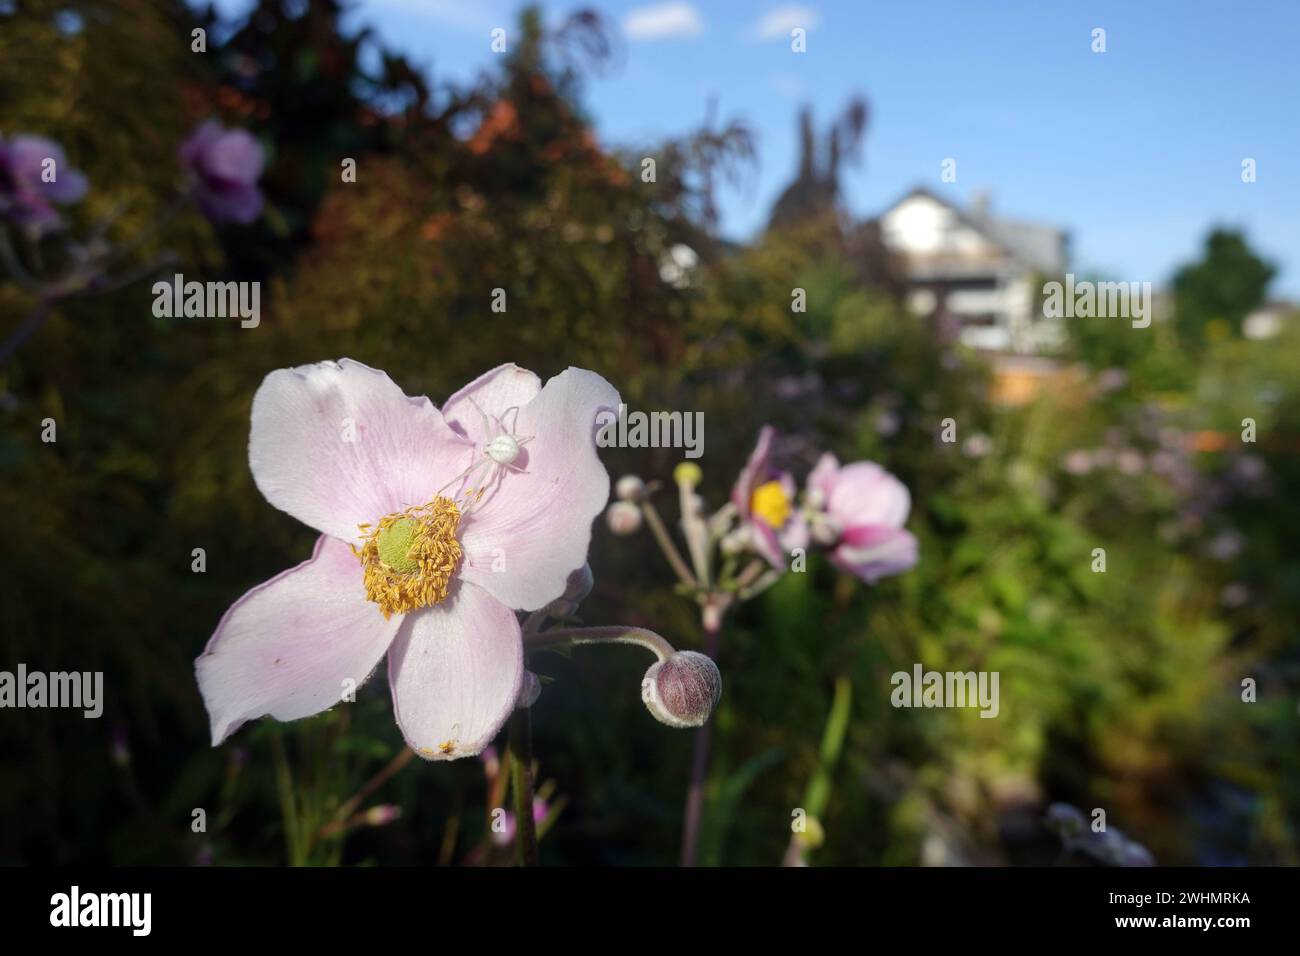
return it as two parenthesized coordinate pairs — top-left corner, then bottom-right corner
(1172, 228), (1275, 343)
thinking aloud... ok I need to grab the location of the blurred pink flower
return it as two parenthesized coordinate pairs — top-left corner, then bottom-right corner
(731, 426), (807, 567)
(491, 796), (550, 847)
(180, 121), (265, 224)
(196, 360), (619, 760)
(1062, 449), (1094, 475)
(805, 453), (918, 583)
(0, 134), (88, 230)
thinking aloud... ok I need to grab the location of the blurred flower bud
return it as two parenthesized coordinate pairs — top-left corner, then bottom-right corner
(708, 502), (737, 537)
(673, 461), (703, 488)
(110, 727), (131, 768)
(720, 527), (750, 556)
(363, 804), (402, 826)
(809, 512), (840, 546)
(797, 814), (826, 850)
(642, 651), (722, 728)
(606, 501), (642, 535)
(1044, 802), (1086, 839)
(615, 474), (647, 501)
(516, 670), (541, 709)
(481, 746), (500, 781)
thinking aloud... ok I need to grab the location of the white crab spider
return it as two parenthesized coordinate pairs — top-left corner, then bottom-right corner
(436, 397), (533, 510)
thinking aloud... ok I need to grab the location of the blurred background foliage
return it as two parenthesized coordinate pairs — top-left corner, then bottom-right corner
(1, 0), (1296, 865)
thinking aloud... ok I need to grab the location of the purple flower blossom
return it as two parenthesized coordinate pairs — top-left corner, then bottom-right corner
(0, 134), (88, 230)
(180, 121), (265, 224)
(805, 453), (918, 584)
(731, 426), (808, 568)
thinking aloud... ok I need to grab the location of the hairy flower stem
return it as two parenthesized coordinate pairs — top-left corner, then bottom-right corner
(524, 625), (674, 661)
(508, 702), (540, 867)
(679, 606), (723, 867)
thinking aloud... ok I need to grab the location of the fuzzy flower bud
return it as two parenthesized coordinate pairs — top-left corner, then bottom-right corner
(606, 501), (642, 535)
(642, 651), (722, 728)
(615, 474), (647, 501)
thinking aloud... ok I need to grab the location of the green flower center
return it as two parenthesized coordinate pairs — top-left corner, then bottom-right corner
(376, 517), (420, 574)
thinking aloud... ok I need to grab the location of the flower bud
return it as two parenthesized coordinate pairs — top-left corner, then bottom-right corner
(673, 461), (703, 488)
(615, 474), (647, 501)
(720, 527), (750, 556)
(544, 563), (594, 618)
(809, 512), (841, 546)
(642, 651), (722, 728)
(363, 804), (402, 826)
(606, 501), (642, 535)
(565, 563), (594, 602)
(516, 670), (541, 709)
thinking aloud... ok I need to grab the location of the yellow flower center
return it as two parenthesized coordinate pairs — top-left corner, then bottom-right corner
(750, 480), (791, 529)
(356, 497), (463, 618)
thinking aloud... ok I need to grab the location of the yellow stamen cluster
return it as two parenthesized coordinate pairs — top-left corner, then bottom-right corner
(750, 480), (792, 529)
(355, 497), (463, 618)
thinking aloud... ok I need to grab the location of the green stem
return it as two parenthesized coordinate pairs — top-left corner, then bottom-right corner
(269, 732), (304, 867)
(508, 705), (539, 867)
(640, 499), (698, 588)
(785, 676), (853, 866)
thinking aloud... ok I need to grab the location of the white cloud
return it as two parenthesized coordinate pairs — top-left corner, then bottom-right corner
(623, 2), (705, 41)
(753, 5), (820, 41)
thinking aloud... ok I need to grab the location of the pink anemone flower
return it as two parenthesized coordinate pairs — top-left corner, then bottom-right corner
(196, 360), (619, 760)
(0, 134), (89, 231)
(805, 453), (918, 583)
(179, 121), (265, 224)
(731, 426), (808, 568)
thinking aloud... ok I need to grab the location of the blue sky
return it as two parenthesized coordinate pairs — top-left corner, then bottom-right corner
(211, 0), (1300, 296)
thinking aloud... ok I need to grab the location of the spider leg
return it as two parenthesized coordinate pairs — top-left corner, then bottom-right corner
(466, 395), (497, 440)
(459, 460), (508, 514)
(435, 452), (489, 497)
(501, 405), (522, 434)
